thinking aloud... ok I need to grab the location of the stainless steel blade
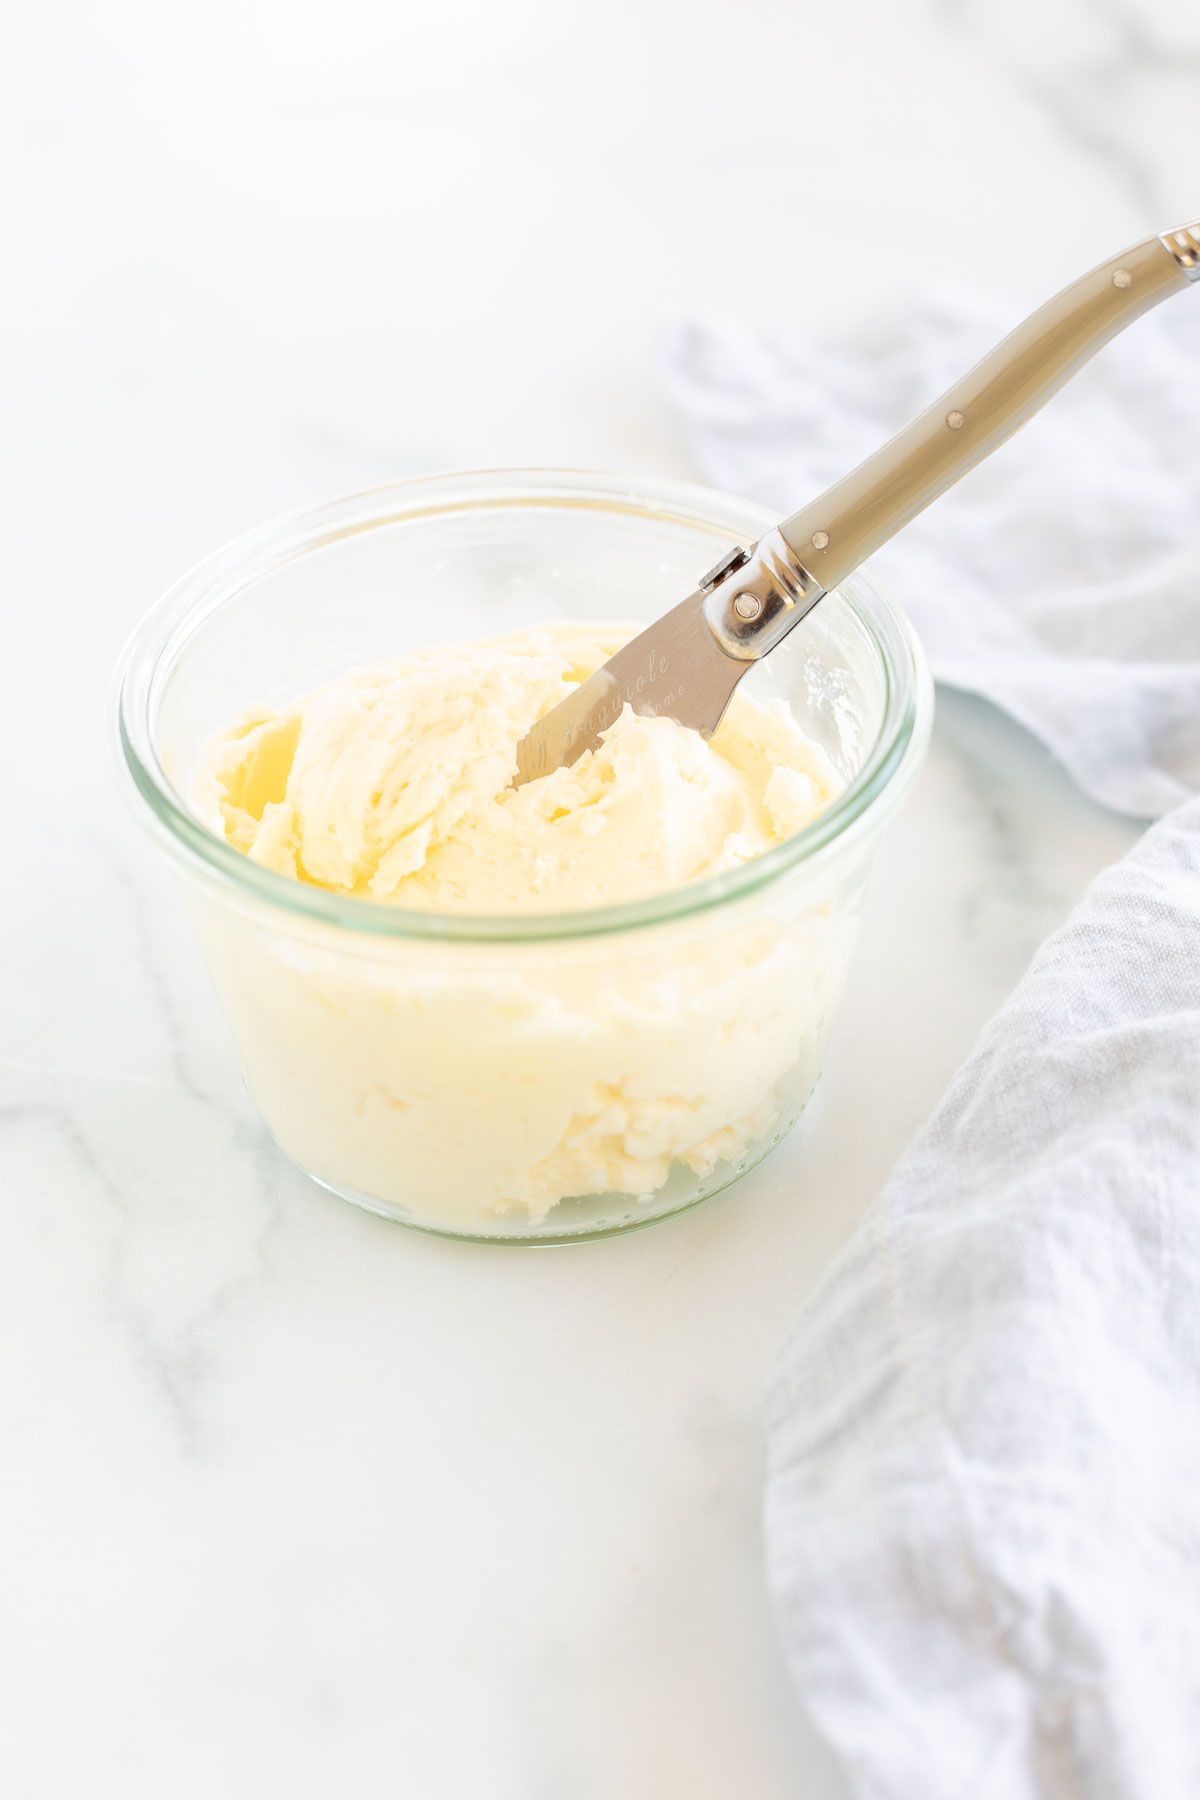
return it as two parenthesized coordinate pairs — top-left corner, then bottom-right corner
(512, 586), (747, 787)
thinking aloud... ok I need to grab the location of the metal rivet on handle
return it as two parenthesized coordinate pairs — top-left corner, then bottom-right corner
(810, 530), (829, 550)
(1112, 268), (1133, 289)
(946, 410), (965, 430)
(733, 592), (762, 621)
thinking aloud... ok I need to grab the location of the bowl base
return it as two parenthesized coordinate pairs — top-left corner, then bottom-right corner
(285, 1098), (814, 1246)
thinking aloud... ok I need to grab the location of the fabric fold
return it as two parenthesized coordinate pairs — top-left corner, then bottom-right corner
(764, 798), (1200, 1800)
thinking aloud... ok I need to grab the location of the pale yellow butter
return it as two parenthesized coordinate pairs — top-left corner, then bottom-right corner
(199, 623), (835, 914)
(192, 623), (848, 1231)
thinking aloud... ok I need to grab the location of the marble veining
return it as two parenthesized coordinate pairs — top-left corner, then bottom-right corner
(2, 1), (1193, 1795)
(946, 0), (1200, 215)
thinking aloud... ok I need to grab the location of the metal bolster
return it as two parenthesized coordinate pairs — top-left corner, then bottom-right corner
(702, 528), (826, 661)
(1159, 220), (1200, 283)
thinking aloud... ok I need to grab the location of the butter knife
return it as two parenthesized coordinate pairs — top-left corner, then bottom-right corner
(513, 219), (1199, 787)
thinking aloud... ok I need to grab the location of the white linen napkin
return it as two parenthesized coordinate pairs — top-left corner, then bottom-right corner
(664, 294), (1200, 818)
(665, 294), (1200, 1797)
(765, 796), (1200, 1800)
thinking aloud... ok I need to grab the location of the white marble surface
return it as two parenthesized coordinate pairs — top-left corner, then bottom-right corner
(3, 1), (1194, 1794)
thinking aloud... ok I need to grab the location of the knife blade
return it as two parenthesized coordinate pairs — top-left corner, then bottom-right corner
(512, 581), (749, 787)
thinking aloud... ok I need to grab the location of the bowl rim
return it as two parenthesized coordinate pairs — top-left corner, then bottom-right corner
(113, 467), (932, 944)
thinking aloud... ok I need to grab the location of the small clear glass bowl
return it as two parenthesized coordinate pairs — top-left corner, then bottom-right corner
(114, 470), (932, 1243)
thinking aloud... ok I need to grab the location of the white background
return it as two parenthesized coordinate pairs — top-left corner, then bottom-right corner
(3, 2), (1196, 1795)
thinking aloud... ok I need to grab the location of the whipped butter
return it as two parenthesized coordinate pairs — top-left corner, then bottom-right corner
(192, 623), (850, 1233)
(200, 624), (833, 912)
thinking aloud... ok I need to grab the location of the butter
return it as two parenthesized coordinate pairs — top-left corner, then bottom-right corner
(191, 623), (847, 1231)
(199, 623), (835, 913)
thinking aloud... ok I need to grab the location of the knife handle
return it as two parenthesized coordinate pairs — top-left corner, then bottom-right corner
(771, 222), (1199, 597)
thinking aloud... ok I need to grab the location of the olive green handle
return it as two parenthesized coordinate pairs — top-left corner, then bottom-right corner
(777, 223), (1200, 593)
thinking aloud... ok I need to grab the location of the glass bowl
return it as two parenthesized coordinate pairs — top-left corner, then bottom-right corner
(114, 470), (932, 1243)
